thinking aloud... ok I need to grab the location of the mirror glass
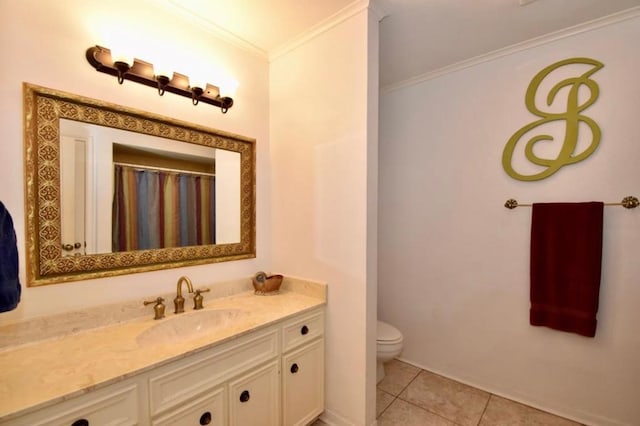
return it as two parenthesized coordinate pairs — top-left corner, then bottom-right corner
(24, 83), (255, 286)
(59, 119), (241, 255)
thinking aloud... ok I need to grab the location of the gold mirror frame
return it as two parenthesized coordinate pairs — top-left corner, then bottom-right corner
(23, 83), (256, 286)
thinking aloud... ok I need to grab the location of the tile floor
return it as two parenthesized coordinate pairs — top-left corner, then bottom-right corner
(312, 359), (584, 426)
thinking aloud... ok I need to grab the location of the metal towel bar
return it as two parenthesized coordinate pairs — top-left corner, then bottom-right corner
(504, 196), (639, 210)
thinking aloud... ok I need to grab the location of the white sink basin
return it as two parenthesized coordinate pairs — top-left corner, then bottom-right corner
(137, 308), (247, 345)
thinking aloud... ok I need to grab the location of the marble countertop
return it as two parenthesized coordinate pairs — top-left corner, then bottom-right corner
(0, 277), (326, 421)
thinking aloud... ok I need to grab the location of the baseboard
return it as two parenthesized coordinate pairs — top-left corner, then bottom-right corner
(319, 409), (354, 426)
(319, 408), (379, 426)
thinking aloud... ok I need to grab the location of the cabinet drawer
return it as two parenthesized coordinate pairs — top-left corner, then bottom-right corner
(8, 382), (139, 426)
(282, 309), (324, 353)
(149, 327), (278, 417)
(152, 385), (225, 426)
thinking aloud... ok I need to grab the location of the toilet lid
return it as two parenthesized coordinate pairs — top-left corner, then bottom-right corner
(377, 321), (403, 343)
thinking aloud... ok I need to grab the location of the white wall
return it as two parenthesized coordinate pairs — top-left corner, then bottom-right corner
(379, 15), (640, 426)
(0, 0), (270, 323)
(270, 6), (381, 425)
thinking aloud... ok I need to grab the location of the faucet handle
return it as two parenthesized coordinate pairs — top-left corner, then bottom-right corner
(193, 288), (210, 310)
(143, 297), (166, 320)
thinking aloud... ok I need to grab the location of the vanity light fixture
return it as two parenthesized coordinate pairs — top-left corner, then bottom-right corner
(85, 45), (234, 113)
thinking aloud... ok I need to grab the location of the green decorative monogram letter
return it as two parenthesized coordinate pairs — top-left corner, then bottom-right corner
(502, 57), (604, 181)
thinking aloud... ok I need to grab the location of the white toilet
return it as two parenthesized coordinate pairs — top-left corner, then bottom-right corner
(376, 320), (404, 384)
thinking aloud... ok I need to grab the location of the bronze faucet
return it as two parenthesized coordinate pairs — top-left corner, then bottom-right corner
(174, 276), (194, 314)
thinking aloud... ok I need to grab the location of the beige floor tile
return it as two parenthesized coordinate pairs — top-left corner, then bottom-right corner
(479, 395), (582, 426)
(399, 370), (490, 426)
(377, 359), (421, 396)
(377, 388), (396, 417)
(378, 398), (459, 426)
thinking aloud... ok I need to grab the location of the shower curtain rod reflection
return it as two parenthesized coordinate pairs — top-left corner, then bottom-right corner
(504, 196), (639, 210)
(113, 162), (215, 177)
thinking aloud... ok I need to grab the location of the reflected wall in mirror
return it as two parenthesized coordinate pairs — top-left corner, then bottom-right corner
(24, 83), (256, 286)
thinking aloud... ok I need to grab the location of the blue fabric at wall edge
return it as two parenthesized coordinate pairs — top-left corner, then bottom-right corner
(0, 201), (22, 313)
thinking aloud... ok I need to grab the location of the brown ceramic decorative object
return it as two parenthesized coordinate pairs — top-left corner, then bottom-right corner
(252, 271), (283, 295)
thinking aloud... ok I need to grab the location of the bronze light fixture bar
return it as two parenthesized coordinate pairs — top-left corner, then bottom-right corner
(86, 45), (234, 113)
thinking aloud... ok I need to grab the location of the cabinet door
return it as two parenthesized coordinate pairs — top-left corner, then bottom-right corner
(152, 386), (225, 426)
(228, 361), (280, 426)
(282, 338), (325, 426)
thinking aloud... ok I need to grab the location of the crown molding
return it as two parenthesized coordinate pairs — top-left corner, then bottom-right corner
(381, 6), (640, 95)
(155, 0), (385, 62)
(369, 0), (390, 21)
(269, 0), (386, 62)
(159, 0), (269, 59)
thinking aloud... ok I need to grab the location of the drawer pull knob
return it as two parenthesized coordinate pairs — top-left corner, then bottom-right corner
(71, 420), (89, 426)
(199, 411), (212, 425)
(300, 325), (309, 335)
(240, 390), (251, 403)
(290, 363), (299, 374)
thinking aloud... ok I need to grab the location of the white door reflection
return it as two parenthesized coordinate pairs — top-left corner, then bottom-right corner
(60, 135), (87, 256)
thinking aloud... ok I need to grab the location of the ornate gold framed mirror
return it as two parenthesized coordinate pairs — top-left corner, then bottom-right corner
(23, 83), (255, 286)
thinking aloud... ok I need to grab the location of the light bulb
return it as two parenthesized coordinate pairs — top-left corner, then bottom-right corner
(154, 60), (173, 80)
(189, 71), (207, 90)
(110, 49), (134, 67)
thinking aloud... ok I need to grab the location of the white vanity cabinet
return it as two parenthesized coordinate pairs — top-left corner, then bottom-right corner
(147, 327), (279, 422)
(281, 310), (325, 426)
(5, 306), (325, 426)
(147, 325), (281, 426)
(147, 306), (325, 426)
(5, 378), (147, 426)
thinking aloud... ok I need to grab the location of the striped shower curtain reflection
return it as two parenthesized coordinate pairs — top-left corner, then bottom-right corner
(112, 165), (216, 251)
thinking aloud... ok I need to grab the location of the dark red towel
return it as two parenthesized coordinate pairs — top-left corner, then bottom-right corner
(530, 202), (604, 337)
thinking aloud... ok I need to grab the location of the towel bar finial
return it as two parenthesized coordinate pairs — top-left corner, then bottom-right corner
(504, 199), (519, 209)
(621, 196), (639, 209)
